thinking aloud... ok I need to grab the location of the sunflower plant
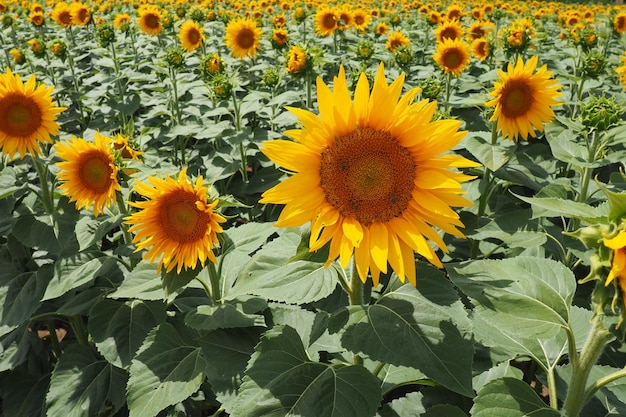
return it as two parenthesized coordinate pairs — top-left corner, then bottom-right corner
(3, 2), (626, 417)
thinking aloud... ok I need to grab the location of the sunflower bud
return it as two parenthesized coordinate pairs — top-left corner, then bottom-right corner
(27, 38), (46, 58)
(581, 95), (623, 130)
(190, 7), (205, 23)
(420, 77), (443, 101)
(581, 52), (607, 79)
(165, 48), (186, 69)
(394, 45), (413, 68)
(1, 14), (14, 28)
(210, 74), (233, 102)
(355, 40), (374, 61)
(199, 53), (224, 80)
(49, 39), (67, 60)
(96, 22), (115, 48)
(566, 223), (612, 250)
(261, 68), (280, 89)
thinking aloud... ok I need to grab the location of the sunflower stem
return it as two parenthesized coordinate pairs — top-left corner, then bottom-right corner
(110, 39), (129, 132)
(563, 313), (612, 417)
(69, 315), (89, 345)
(32, 156), (55, 215)
(582, 367), (626, 404)
(207, 261), (222, 304)
(231, 88), (249, 183)
(347, 261), (364, 366)
(64, 43), (87, 131)
(115, 191), (133, 246)
(46, 321), (63, 359)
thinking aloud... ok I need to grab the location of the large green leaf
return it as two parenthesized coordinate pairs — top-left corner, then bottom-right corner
(472, 378), (560, 417)
(465, 131), (516, 172)
(0, 265), (49, 337)
(332, 274), (474, 397)
(377, 392), (426, 417)
(228, 229), (338, 304)
(46, 344), (128, 417)
(89, 299), (167, 369)
(185, 297), (267, 331)
(1, 369), (49, 417)
(447, 257), (575, 340)
(107, 261), (163, 301)
(127, 322), (205, 417)
(74, 214), (124, 251)
(0, 324), (43, 372)
(230, 325), (382, 417)
(513, 194), (609, 223)
(198, 327), (265, 413)
(43, 256), (118, 301)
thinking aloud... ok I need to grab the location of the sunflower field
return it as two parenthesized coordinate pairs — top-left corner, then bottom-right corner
(4, 0), (626, 416)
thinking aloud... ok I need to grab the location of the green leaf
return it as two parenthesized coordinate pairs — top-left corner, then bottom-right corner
(378, 364), (427, 396)
(334, 273), (474, 397)
(43, 256), (118, 301)
(161, 263), (202, 299)
(473, 362), (524, 393)
(447, 257), (575, 340)
(198, 327), (265, 414)
(1, 369), (49, 417)
(89, 299), (167, 369)
(377, 392), (426, 417)
(0, 166), (25, 199)
(75, 214), (123, 251)
(108, 261), (163, 301)
(472, 378), (560, 417)
(0, 325), (43, 372)
(231, 325), (382, 417)
(46, 344), (128, 417)
(598, 183), (626, 222)
(229, 229), (338, 304)
(513, 193), (609, 222)
(422, 404), (468, 417)
(185, 297), (267, 331)
(127, 323), (205, 417)
(465, 131), (515, 172)
(0, 266), (49, 337)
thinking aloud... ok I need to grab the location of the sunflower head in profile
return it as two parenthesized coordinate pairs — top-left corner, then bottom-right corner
(486, 55), (562, 141)
(386, 30), (410, 53)
(260, 63), (480, 285)
(124, 168), (226, 274)
(0, 69), (65, 159)
(224, 17), (262, 59)
(178, 20), (204, 52)
(433, 37), (471, 77)
(55, 132), (121, 217)
(137, 6), (163, 36)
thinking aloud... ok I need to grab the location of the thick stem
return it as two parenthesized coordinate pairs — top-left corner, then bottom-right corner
(562, 314), (612, 417)
(206, 261), (222, 304)
(347, 261), (364, 365)
(32, 156), (55, 215)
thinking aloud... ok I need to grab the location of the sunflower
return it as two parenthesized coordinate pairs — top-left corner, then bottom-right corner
(314, 6), (338, 37)
(29, 11), (44, 26)
(615, 52), (626, 89)
(434, 19), (463, 42)
(50, 3), (73, 27)
(55, 133), (120, 216)
(260, 63), (479, 285)
(433, 37), (471, 77)
(286, 45), (307, 73)
(471, 38), (490, 61)
(124, 168), (226, 274)
(271, 28), (288, 48)
(114, 13), (131, 30)
(352, 9), (370, 31)
(178, 20), (204, 52)
(466, 20), (493, 41)
(224, 17), (262, 59)
(0, 69), (65, 159)
(386, 30), (410, 52)
(113, 134), (143, 161)
(70, 2), (90, 26)
(137, 6), (163, 36)
(603, 231), (626, 319)
(375, 21), (388, 36)
(486, 56), (562, 141)
(614, 12), (626, 34)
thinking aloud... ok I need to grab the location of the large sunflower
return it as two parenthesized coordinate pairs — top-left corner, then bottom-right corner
(125, 168), (226, 274)
(178, 20), (204, 52)
(55, 132), (121, 217)
(314, 7), (338, 37)
(0, 69), (65, 159)
(433, 37), (471, 77)
(137, 6), (163, 36)
(486, 56), (562, 141)
(50, 3), (73, 27)
(224, 17), (262, 59)
(260, 63), (479, 285)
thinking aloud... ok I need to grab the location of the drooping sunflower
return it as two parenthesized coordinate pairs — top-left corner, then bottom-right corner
(466, 20), (493, 42)
(224, 17), (262, 59)
(137, 6), (163, 36)
(286, 45), (307, 74)
(386, 30), (410, 52)
(55, 133), (121, 217)
(178, 20), (204, 52)
(124, 168), (226, 274)
(486, 55), (562, 141)
(314, 6), (338, 37)
(433, 37), (471, 77)
(260, 63), (479, 285)
(0, 69), (65, 159)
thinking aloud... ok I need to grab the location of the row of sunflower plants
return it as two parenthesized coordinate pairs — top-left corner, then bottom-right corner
(3, 0), (626, 416)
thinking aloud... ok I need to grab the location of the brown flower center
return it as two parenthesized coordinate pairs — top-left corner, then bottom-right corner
(144, 13), (160, 29)
(236, 28), (255, 49)
(500, 79), (533, 118)
(187, 28), (200, 44)
(320, 127), (415, 225)
(159, 190), (209, 243)
(78, 151), (113, 193)
(0, 94), (42, 138)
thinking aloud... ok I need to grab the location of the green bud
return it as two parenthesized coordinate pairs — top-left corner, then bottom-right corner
(211, 74), (233, 102)
(420, 77), (443, 101)
(165, 48), (186, 69)
(96, 23), (115, 48)
(394, 45), (413, 68)
(190, 8), (205, 23)
(565, 224), (612, 250)
(261, 68), (280, 88)
(581, 52), (607, 79)
(355, 41), (374, 61)
(581, 95), (623, 130)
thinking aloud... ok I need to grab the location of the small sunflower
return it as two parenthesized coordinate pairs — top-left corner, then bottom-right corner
(615, 52), (626, 90)
(486, 56), (562, 141)
(386, 30), (410, 52)
(224, 17), (262, 59)
(70, 2), (90, 26)
(286, 45), (307, 74)
(55, 133), (121, 216)
(434, 19), (463, 43)
(352, 9), (370, 32)
(114, 13), (131, 30)
(124, 168), (226, 274)
(178, 20), (204, 52)
(29, 11), (44, 26)
(375, 21), (388, 36)
(260, 63), (479, 285)
(433, 37), (471, 77)
(137, 6), (163, 36)
(314, 7), (338, 37)
(0, 69), (65, 159)
(614, 12), (626, 35)
(471, 38), (490, 61)
(50, 3), (73, 27)
(271, 28), (288, 48)
(604, 231), (626, 320)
